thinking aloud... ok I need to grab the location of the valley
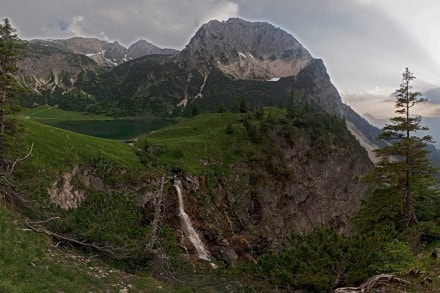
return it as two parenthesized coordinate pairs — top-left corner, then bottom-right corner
(25, 106), (175, 139)
(2, 16), (440, 292)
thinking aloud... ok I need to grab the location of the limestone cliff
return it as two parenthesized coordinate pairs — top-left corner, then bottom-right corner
(181, 18), (313, 80)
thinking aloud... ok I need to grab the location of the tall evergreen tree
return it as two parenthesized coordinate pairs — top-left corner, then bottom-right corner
(366, 68), (437, 228)
(0, 18), (23, 140)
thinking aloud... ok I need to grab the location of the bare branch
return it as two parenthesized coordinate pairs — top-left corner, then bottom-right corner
(8, 142), (34, 174)
(147, 176), (165, 248)
(335, 273), (413, 293)
(25, 220), (134, 259)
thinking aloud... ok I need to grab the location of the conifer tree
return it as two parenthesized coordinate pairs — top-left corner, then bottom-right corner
(0, 18), (23, 140)
(366, 68), (437, 228)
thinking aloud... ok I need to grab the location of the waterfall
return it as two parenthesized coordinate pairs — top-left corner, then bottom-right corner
(174, 179), (211, 261)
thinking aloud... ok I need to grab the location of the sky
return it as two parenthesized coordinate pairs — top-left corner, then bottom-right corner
(2, 0), (440, 124)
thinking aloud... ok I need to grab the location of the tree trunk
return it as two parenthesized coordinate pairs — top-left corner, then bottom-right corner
(404, 78), (416, 227)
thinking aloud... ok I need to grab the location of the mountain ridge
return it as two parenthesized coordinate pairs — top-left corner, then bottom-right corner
(29, 37), (179, 66)
(18, 17), (382, 160)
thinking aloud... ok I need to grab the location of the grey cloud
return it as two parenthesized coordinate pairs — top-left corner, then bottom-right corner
(1, 0), (238, 48)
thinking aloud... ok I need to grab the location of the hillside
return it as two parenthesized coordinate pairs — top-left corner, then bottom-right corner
(4, 107), (440, 291)
(0, 204), (172, 292)
(2, 102), (366, 272)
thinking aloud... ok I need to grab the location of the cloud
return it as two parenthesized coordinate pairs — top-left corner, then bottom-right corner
(430, 107), (440, 117)
(340, 87), (395, 119)
(1, 0), (240, 47)
(202, 1), (239, 23)
(340, 87), (393, 102)
(424, 88), (440, 104)
(67, 15), (85, 36)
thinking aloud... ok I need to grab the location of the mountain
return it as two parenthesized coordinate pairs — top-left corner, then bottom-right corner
(181, 18), (313, 80)
(18, 18), (381, 158)
(49, 37), (127, 66)
(17, 41), (104, 105)
(29, 37), (179, 67)
(127, 39), (178, 59)
(17, 37), (180, 107)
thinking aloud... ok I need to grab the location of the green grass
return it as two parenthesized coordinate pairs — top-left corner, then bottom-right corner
(140, 108), (287, 173)
(10, 117), (145, 213)
(24, 105), (111, 121)
(141, 112), (248, 172)
(17, 117), (144, 171)
(0, 203), (179, 292)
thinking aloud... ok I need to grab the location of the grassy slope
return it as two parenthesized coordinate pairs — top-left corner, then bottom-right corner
(0, 204), (177, 293)
(143, 112), (245, 172)
(142, 109), (285, 173)
(1, 118), (182, 292)
(18, 117), (144, 171)
(24, 105), (110, 121)
(5, 111), (440, 292)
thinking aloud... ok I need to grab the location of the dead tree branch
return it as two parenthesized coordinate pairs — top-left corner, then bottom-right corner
(8, 142), (34, 174)
(147, 176), (165, 248)
(0, 142), (34, 176)
(334, 273), (413, 293)
(25, 220), (133, 259)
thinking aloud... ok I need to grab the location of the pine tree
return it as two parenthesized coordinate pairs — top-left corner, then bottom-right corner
(366, 68), (437, 228)
(190, 104), (199, 117)
(0, 18), (24, 140)
(239, 97), (247, 113)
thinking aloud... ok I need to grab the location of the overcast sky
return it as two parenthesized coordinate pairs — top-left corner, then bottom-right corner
(3, 0), (440, 122)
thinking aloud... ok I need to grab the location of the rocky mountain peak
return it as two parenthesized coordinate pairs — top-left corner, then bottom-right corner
(127, 39), (178, 59)
(181, 18), (313, 80)
(45, 37), (126, 66)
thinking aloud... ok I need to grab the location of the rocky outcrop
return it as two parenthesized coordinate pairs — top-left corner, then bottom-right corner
(48, 166), (86, 210)
(181, 18), (313, 80)
(150, 133), (372, 263)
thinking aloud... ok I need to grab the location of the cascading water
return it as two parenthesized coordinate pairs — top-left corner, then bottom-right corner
(174, 179), (211, 261)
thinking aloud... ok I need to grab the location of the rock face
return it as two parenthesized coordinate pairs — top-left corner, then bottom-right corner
(17, 41), (103, 95)
(17, 37), (180, 102)
(34, 37), (127, 66)
(155, 132), (371, 262)
(293, 59), (383, 160)
(44, 37), (178, 66)
(181, 18), (313, 79)
(127, 39), (178, 59)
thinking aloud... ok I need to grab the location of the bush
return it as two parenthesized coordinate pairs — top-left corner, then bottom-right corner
(255, 228), (386, 292)
(370, 239), (422, 274)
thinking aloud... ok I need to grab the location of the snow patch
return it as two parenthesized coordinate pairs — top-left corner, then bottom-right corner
(238, 52), (247, 59)
(177, 97), (189, 108)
